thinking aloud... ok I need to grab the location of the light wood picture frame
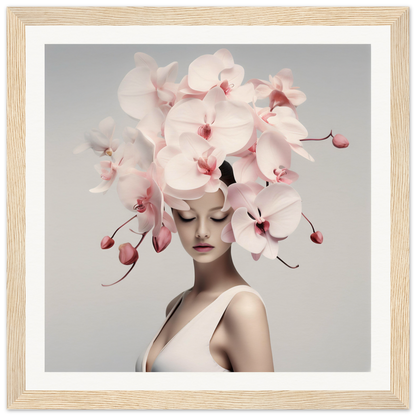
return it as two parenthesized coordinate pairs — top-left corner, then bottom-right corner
(7, 6), (409, 410)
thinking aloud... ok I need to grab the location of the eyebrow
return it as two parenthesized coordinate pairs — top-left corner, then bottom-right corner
(185, 206), (224, 212)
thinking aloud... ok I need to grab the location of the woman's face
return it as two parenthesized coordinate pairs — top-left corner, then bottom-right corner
(172, 189), (233, 263)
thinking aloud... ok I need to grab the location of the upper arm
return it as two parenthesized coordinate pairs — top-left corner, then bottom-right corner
(165, 291), (185, 317)
(223, 292), (274, 372)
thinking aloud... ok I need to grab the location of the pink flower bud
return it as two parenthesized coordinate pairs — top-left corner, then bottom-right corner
(101, 236), (115, 249)
(152, 226), (172, 253)
(118, 243), (139, 265)
(332, 134), (349, 148)
(310, 231), (323, 244)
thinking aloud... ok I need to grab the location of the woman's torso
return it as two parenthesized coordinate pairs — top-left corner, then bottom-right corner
(136, 285), (266, 372)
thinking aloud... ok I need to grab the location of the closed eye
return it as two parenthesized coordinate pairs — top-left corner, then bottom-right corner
(178, 214), (195, 222)
(211, 216), (228, 222)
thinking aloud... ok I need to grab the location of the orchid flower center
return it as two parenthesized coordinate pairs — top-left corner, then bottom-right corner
(219, 80), (233, 95)
(269, 90), (290, 111)
(105, 148), (113, 156)
(197, 157), (216, 175)
(254, 218), (270, 235)
(274, 168), (288, 182)
(248, 142), (257, 153)
(197, 123), (212, 140)
(134, 199), (147, 213)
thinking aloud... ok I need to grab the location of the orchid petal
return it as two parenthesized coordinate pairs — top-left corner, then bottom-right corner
(219, 181), (231, 212)
(255, 84), (273, 99)
(73, 142), (91, 154)
(84, 129), (110, 152)
(209, 100), (254, 154)
(232, 207), (266, 254)
(290, 143), (315, 162)
(227, 183), (259, 218)
(220, 64), (244, 88)
(123, 126), (139, 143)
(117, 171), (150, 211)
(213, 49), (234, 68)
(261, 232), (280, 259)
(203, 87), (226, 123)
(188, 54), (223, 92)
(165, 154), (210, 190)
(276, 68), (294, 89)
(164, 194), (190, 210)
(285, 89), (307, 106)
(233, 154), (260, 183)
(252, 252), (261, 261)
(134, 52), (158, 72)
(156, 144), (181, 168)
(164, 98), (206, 146)
(221, 222), (236, 243)
(204, 178), (221, 193)
(256, 131), (292, 180)
(98, 116), (115, 140)
(156, 61), (178, 86)
(179, 132), (212, 160)
(228, 82), (255, 103)
(89, 176), (115, 194)
(133, 129), (155, 170)
(163, 211), (177, 233)
(137, 208), (154, 233)
(118, 66), (159, 120)
(254, 183), (302, 238)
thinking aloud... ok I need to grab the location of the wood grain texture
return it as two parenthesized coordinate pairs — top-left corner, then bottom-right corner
(390, 7), (410, 409)
(6, 7), (26, 409)
(6, 6), (409, 410)
(8, 6), (408, 26)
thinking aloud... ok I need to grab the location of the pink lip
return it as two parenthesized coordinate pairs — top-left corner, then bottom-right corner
(193, 244), (214, 252)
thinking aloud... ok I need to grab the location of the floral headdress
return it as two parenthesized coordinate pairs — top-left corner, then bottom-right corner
(74, 49), (349, 287)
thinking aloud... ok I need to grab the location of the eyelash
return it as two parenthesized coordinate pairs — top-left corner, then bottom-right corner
(178, 215), (228, 223)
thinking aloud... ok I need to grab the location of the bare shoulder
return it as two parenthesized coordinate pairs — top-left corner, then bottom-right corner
(222, 290), (274, 372)
(224, 290), (267, 323)
(165, 289), (187, 317)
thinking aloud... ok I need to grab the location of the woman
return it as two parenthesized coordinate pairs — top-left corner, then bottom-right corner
(137, 162), (274, 372)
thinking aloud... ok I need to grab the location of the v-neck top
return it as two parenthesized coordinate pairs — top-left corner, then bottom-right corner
(135, 285), (266, 372)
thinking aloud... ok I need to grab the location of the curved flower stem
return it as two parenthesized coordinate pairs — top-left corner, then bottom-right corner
(300, 130), (333, 142)
(302, 212), (316, 233)
(102, 262), (136, 287)
(135, 231), (148, 249)
(111, 215), (136, 239)
(276, 256), (299, 269)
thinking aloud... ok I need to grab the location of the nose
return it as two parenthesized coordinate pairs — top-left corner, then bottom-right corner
(196, 218), (210, 239)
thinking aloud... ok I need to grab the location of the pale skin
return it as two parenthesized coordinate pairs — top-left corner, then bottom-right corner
(145, 188), (274, 372)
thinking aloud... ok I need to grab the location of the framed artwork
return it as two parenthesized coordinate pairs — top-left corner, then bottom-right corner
(7, 7), (409, 410)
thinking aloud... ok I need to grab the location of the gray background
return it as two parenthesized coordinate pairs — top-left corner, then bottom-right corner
(45, 44), (370, 372)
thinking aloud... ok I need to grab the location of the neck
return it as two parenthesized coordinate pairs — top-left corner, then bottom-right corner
(191, 247), (245, 294)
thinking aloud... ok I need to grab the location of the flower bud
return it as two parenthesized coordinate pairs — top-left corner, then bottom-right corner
(332, 134), (349, 148)
(101, 236), (115, 249)
(310, 231), (323, 244)
(152, 226), (172, 253)
(119, 243), (139, 265)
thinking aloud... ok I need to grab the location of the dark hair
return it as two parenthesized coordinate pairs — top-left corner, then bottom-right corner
(219, 160), (236, 186)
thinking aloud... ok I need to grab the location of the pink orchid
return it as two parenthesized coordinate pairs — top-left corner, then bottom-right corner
(164, 87), (254, 155)
(183, 48), (254, 103)
(100, 236), (115, 249)
(73, 116), (119, 157)
(117, 163), (164, 236)
(256, 131), (299, 185)
(332, 134), (349, 148)
(118, 243), (139, 265)
(224, 182), (302, 259)
(249, 68), (306, 116)
(253, 104), (314, 162)
(118, 52), (178, 120)
(158, 132), (226, 200)
(152, 225), (172, 253)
